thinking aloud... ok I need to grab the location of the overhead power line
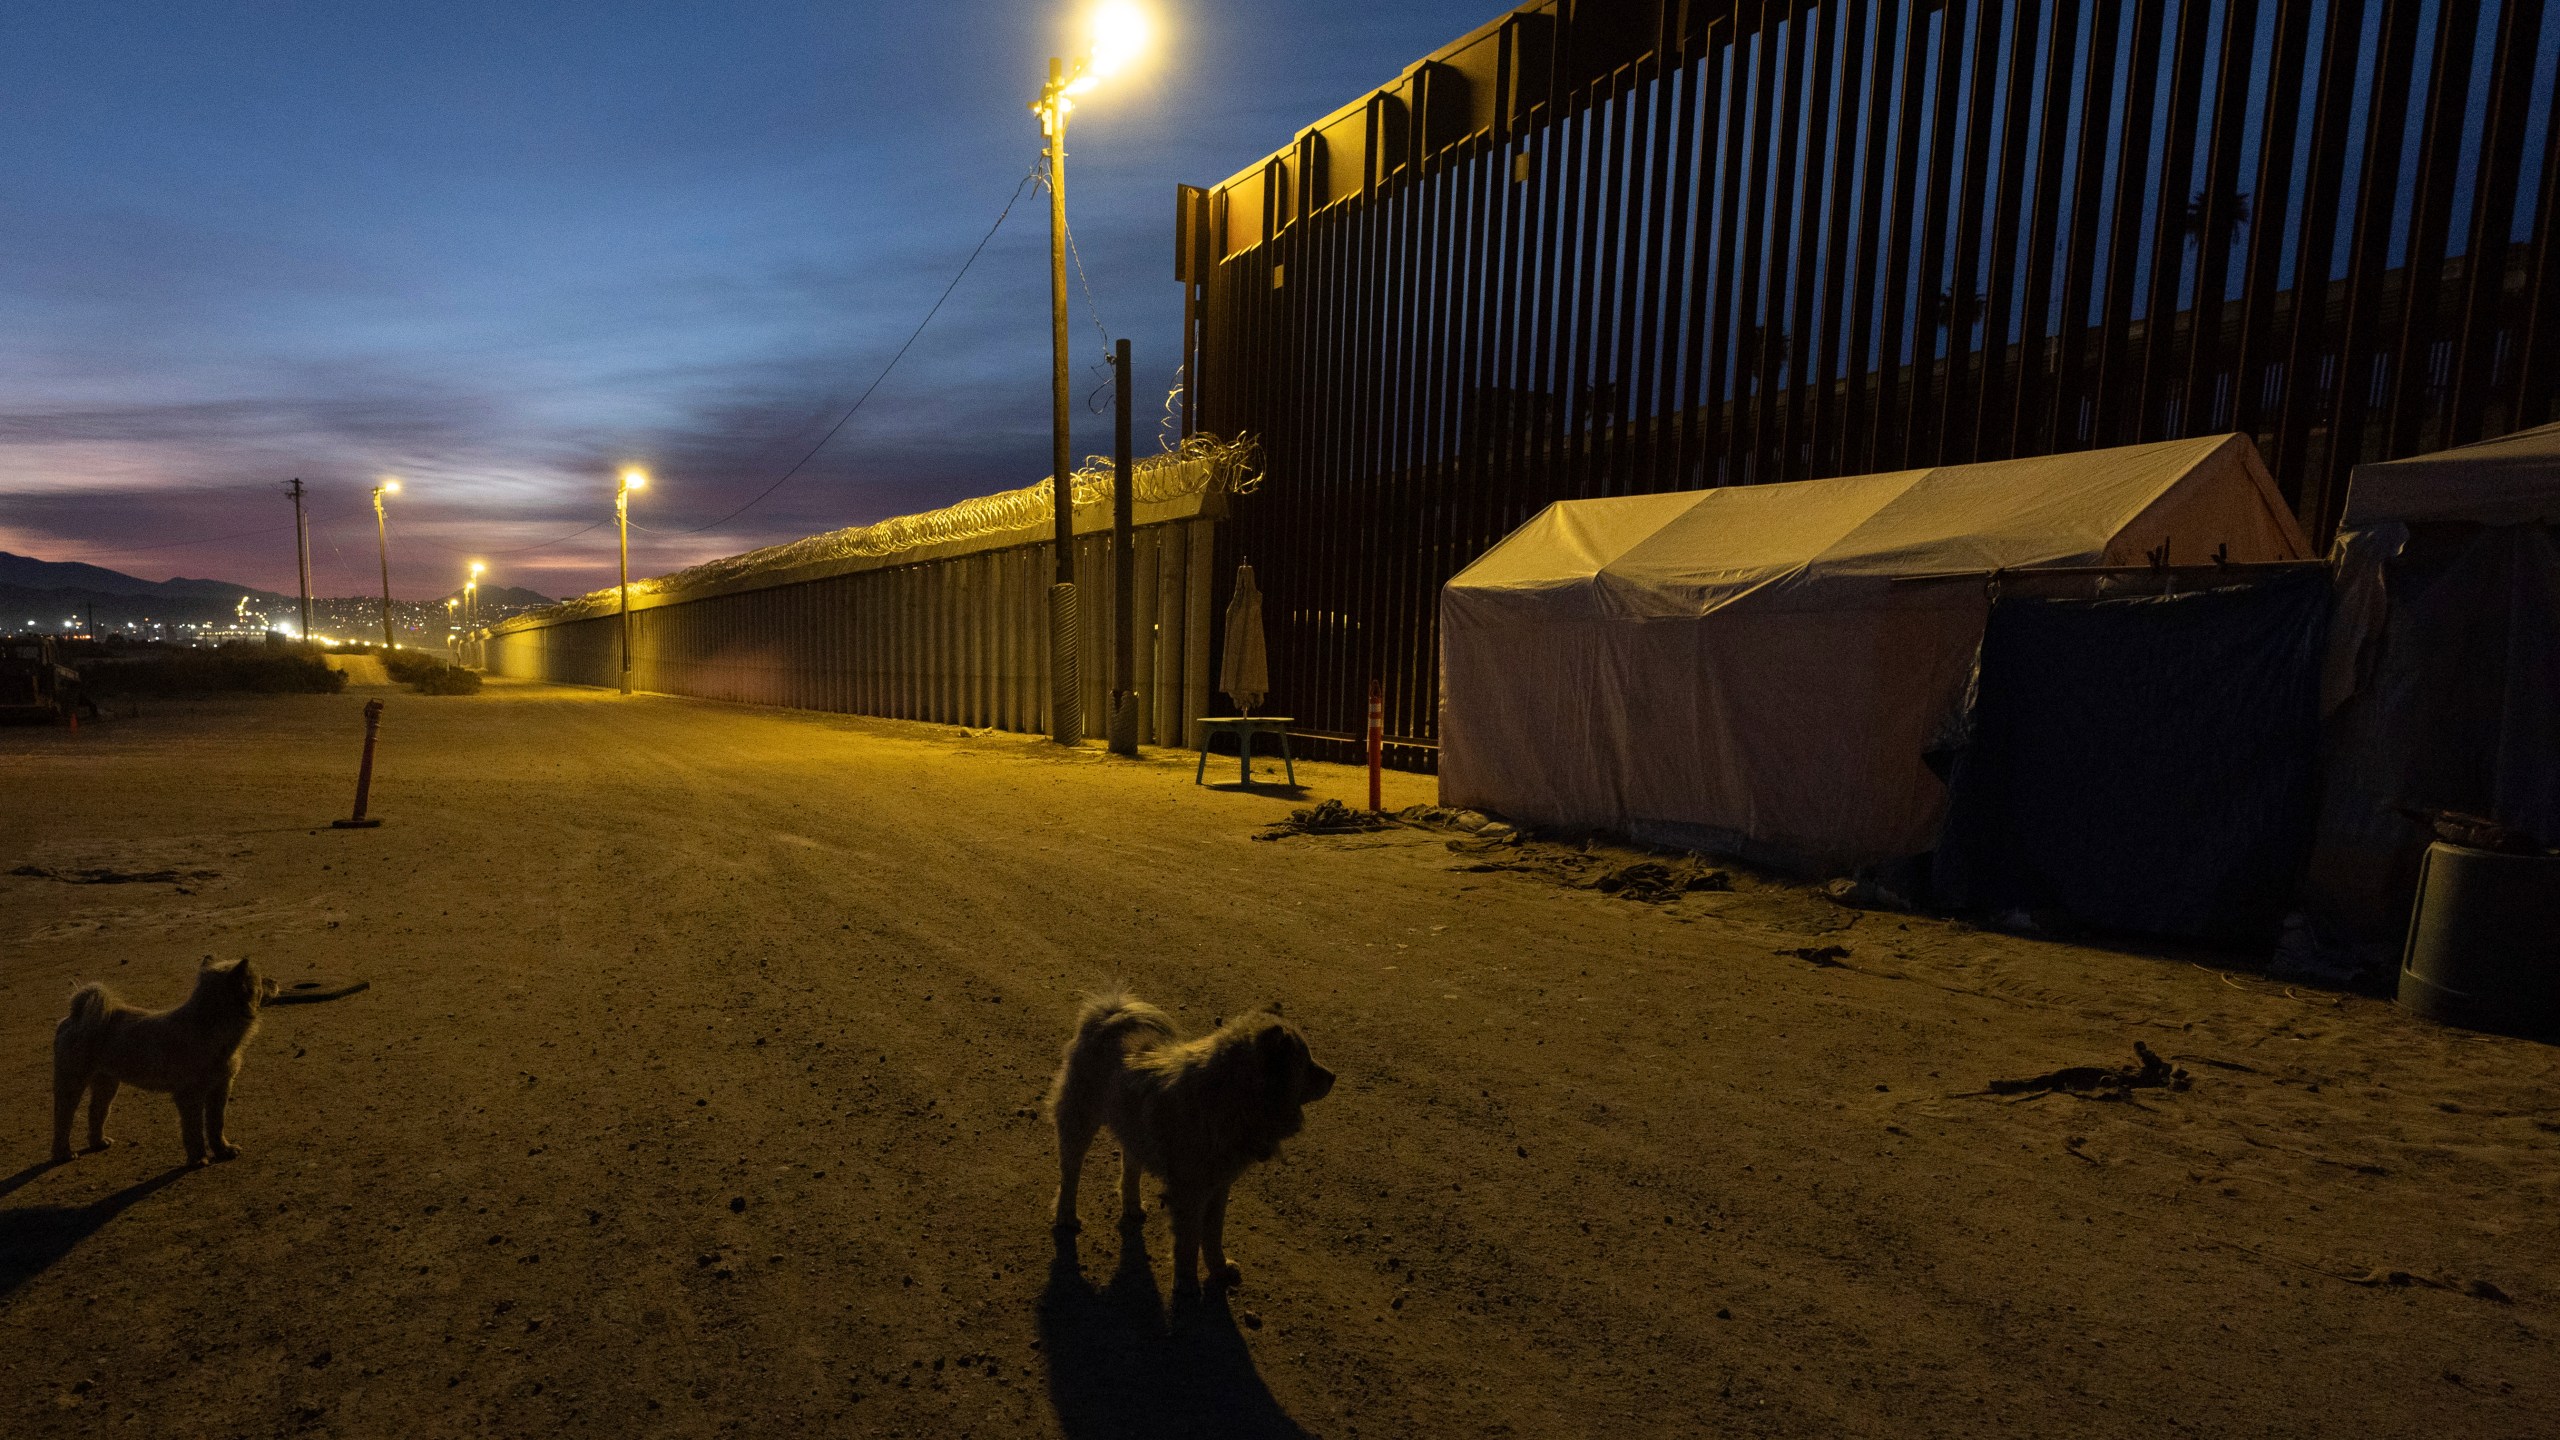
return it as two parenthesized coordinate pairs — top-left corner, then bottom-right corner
(652, 163), (1044, 539)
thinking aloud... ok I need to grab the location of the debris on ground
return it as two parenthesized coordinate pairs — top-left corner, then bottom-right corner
(2269, 910), (2390, 986)
(1397, 804), (1520, 842)
(1594, 859), (1732, 902)
(269, 978), (372, 1006)
(2399, 806), (2551, 855)
(1779, 945), (1851, 967)
(1255, 797), (1397, 840)
(2345, 1271), (2513, 1302)
(1979, 1042), (2191, 1100)
(1452, 850), (1599, 882)
(8, 864), (218, 885)
(1823, 876), (1916, 911)
(1453, 846), (1728, 903)
(2218, 1242), (2516, 1303)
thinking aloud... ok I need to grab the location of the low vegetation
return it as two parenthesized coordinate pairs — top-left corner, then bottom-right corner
(77, 640), (345, 695)
(377, 647), (484, 695)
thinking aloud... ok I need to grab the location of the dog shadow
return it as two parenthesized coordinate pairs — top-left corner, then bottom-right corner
(0, 1164), (190, 1302)
(1038, 1222), (1312, 1440)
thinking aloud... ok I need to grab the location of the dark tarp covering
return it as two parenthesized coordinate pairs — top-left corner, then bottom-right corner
(2303, 521), (2560, 939)
(1935, 571), (2331, 940)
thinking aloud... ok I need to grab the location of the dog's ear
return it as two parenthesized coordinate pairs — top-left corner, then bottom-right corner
(1257, 1023), (1302, 1094)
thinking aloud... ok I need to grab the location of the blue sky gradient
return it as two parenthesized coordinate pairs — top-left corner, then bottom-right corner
(0, 1), (1491, 598)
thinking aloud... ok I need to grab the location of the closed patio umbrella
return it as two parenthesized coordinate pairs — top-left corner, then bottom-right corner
(1219, 562), (1269, 715)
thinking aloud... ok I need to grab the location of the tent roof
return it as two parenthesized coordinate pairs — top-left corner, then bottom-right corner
(1449, 434), (2308, 617)
(2342, 420), (2560, 527)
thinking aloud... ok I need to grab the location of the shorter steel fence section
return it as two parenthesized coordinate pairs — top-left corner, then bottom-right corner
(483, 516), (1218, 746)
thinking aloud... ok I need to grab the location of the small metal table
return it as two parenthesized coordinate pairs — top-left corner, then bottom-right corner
(1193, 716), (1296, 789)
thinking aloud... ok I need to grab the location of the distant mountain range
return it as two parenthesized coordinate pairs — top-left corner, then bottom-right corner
(0, 550), (288, 605)
(0, 551), (548, 635)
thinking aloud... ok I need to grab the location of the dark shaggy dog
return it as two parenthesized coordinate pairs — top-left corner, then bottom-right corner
(1046, 994), (1335, 1294)
(51, 957), (275, 1167)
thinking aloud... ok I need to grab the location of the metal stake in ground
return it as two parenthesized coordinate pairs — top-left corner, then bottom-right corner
(1110, 336), (1139, 757)
(332, 698), (386, 829)
(1368, 679), (1383, 812)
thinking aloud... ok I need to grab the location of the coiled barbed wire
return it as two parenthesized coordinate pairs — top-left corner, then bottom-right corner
(515, 433), (1263, 624)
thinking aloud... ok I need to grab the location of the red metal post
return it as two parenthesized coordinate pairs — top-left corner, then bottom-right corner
(332, 699), (386, 829)
(1367, 679), (1383, 813)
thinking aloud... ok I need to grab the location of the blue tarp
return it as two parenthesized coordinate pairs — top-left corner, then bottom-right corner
(1935, 571), (2332, 941)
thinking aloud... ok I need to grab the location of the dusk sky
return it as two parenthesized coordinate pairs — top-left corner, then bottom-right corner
(0, 1), (1491, 601)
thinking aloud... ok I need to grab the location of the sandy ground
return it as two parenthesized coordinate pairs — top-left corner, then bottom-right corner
(2, 682), (2555, 1439)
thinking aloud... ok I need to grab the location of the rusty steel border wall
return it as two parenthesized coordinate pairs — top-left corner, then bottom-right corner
(1181, 0), (2560, 767)
(483, 505), (1220, 745)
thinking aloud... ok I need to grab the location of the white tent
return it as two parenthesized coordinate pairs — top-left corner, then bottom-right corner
(1439, 434), (2312, 871)
(2340, 418), (2560, 527)
(2305, 420), (2560, 940)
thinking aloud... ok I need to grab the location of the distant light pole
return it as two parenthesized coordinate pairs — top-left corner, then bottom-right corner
(446, 597), (459, 664)
(1031, 1), (1150, 746)
(371, 479), (401, 649)
(617, 468), (647, 695)
(467, 560), (486, 627)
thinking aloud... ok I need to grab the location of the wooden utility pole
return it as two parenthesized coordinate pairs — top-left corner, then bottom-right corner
(1040, 56), (1081, 746)
(287, 478), (313, 641)
(371, 483), (396, 649)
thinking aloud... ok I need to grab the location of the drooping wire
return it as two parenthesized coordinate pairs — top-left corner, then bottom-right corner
(486, 165), (1040, 553)
(654, 164), (1042, 538)
(1057, 205), (1118, 415)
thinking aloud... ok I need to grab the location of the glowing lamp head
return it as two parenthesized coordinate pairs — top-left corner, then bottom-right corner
(469, 561), (486, 577)
(1086, 2), (1150, 81)
(620, 468), (648, 492)
(378, 478), (401, 496)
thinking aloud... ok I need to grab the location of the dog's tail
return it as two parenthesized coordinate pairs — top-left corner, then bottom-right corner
(1045, 992), (1177, 1123)
(55, 982), (113, 1062)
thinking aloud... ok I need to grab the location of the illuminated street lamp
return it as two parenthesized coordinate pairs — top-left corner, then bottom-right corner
(617, 468), (647, 695)
(1030, 1), (1151, 746)
(446, 597), (460, 664)
(371, 479), (401, 649)
(466, 560), (486, 627)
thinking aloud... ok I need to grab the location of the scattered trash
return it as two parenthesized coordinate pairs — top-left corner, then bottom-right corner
(267, 978), (370, 1006)
(1978, 1042), (2190, 1100)
(1255, 798), (1397, 840)
(2269, 910), (2388, 986)
(8, 864), (217, 885)
(2398, 806), (2551, 856)
(1593, 859), (1731, 902)
(1822, 876), (1915, 911)
(2218, 1241), (2515, 1302)
(1397, 805), (1517, 841)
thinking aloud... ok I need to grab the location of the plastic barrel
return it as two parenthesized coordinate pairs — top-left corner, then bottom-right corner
(2397, 841), (2560, 1038)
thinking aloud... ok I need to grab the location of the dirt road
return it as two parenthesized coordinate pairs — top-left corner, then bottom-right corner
(3, 684), (2554, 1437)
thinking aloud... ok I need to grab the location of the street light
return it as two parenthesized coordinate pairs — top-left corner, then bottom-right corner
(617, 468), (646, 695)
(371, 479), (401, 649)
(466, 560), (486, 627)
(446, 597), (459, 664)
(1031, 1), (1152, 746)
